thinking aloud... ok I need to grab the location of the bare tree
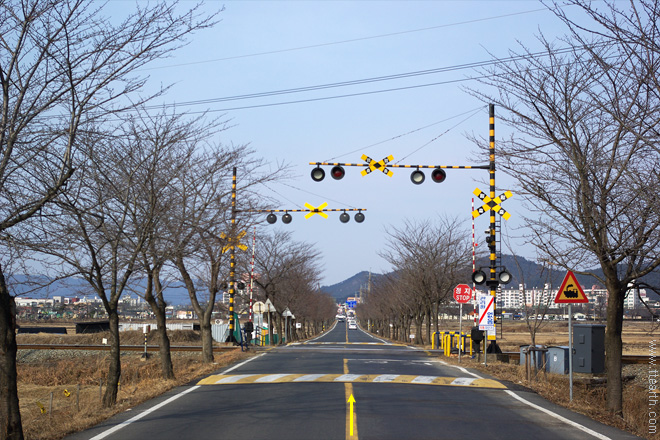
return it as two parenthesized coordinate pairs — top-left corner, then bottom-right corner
(0, 1), (216, 435)
(170, 150), (243, 362)
(171, 153), (279, 361)
(469, 1), (660, 415)
(379, 217), (473, 344)
(125, 108), (228, 379)
(251, 230), (323, 345)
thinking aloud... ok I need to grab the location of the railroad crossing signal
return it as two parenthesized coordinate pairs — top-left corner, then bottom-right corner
(304, 202), (328, 219)
(472, 188), (513, 220)
(221, 230), (248, 253)
(310, 154), (488, 184)
(254, 205), (367, 224)
(361, 154), (394, 177)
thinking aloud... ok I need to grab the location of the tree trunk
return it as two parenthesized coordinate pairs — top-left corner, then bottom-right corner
(276, 314), (284, 345)
(103, 310), (121, 408)
(144, 270), (174, 379)
(425, 307), (431, 345)
(200, 322), (214, 363)
(605, 281), (625, 416)
(0, 269), (23, 440)
(154, 307), (174, 379)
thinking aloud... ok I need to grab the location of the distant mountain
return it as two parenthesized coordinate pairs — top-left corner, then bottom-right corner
(321, 271), (383, 302)
(7, 275), (193, 306)
(320, 255), (660, 303)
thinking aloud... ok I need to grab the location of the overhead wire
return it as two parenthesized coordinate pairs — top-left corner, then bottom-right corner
(145, 43), (592, 117)
(395, 106), (484, 163)
(140, 7), (551, 71)
(325, 106), (484, 162)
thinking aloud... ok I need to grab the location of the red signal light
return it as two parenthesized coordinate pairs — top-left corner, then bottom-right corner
(331, 166), (345, 180)
(431, 168), (446, 183)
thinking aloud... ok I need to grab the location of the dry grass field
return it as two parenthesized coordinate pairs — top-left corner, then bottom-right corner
(16, 330), (254, 440)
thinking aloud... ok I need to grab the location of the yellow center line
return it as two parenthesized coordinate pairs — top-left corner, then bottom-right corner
(344, 359), (358, 439)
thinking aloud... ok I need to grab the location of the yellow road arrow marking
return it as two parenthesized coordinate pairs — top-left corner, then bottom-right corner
(348, 394), (356, 437)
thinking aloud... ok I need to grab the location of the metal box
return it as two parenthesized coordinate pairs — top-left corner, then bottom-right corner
(546, 346), (569, 375)
(573, 324), (605, 374)
(519, 345), (546, 370)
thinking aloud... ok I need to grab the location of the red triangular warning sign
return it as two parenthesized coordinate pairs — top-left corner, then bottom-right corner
(554, 271), (588, 304)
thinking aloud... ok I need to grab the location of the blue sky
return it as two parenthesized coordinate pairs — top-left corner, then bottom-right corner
(111, 0), (579, 285)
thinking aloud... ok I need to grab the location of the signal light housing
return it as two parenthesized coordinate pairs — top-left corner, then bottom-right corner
(498, 269), (512, 284)
(266, 213), (277, 224)
(431, 168), (446, 183)
(311, 166), (325, 182)
(472, 269), (487, 285)
(354, 212), (365, 223)
(410, 169), (425, 185)
(282, 213), (292, 224)
(339, 212), (350, 223)
(331, 165), (345, 180)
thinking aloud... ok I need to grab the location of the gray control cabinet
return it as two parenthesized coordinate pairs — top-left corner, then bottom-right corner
(547, 346), (569, 375)
(573, 324), (605, 374)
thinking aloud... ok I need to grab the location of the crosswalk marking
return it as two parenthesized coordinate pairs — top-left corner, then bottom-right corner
(215, 374), (255, 384)
(198, 374), (506, 389)
(256, 374), (292, 383)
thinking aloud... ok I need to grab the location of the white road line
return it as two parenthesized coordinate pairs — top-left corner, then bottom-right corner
(89, 386), (200, 440)
(305, 322), (338, 343)
(438, 360), (483, 379)
(91, 352), (266, 439)
(223, 353), (265, 374)
(504, 390), (612, 440)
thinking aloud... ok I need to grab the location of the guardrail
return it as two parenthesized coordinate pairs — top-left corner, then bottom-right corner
(502, 351), (649, 365)
(17, 344), (237, 352)
(431, 331), (473, 356)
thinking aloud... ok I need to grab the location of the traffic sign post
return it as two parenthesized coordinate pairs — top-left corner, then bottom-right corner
(554, 270), (587, 402)
(454, 284), (473, 363)
(478, 293), (496, 366)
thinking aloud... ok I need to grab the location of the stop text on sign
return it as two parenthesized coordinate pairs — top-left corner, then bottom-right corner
(453, 284), (473, 304)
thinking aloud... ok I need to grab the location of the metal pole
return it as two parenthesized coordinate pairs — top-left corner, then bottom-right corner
(569, 303), (574, 401)
(249, 227), (256, 324)
(488, 103), (498, 354)
(459, 303), (463, 363)
(227, 167), (238, 344)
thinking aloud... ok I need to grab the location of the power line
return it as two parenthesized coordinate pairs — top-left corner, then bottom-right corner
(141, 8), (550, 71)
(147, 45), (582, 114)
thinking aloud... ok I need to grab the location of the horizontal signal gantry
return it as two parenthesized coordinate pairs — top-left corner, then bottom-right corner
(237, 203), (366, 224)
(309, 154), (489, 184)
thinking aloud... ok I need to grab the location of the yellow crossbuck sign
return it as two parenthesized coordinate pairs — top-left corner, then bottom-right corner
(472, 188), (513, 220)
(304, 202), (329, 219)
(221, 230), (248, 253)
(360, 154), (394, 177)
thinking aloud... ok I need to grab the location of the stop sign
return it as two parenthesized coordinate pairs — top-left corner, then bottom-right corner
(453, 284), (472, 304)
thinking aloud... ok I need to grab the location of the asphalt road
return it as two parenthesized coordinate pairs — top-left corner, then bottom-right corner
(69, 321), (641, 440)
